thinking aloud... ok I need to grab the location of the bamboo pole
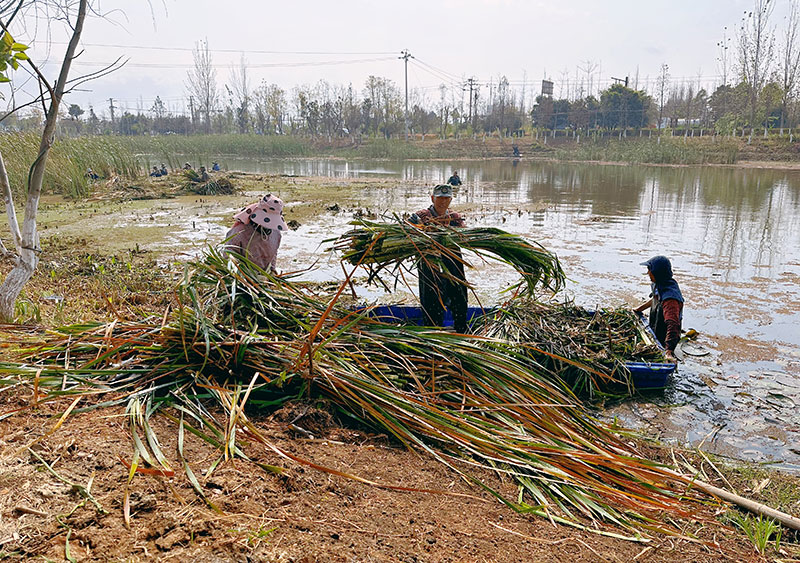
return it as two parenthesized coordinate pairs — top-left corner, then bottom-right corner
(667, 469), (800, 531)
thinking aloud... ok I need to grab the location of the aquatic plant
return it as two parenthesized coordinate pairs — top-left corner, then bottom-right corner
(474, 301), (664, 398)
(330, 219), (566, 297)
(121, 134), (311, 167)
(0, 249), (702, 537)
(556, 137), (739, 165)
(0, 132), (140, 198)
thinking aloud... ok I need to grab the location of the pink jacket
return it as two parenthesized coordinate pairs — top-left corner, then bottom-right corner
(224, 221), (281, 271)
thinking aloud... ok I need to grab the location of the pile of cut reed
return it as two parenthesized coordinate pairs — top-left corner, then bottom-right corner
(0, 250), (702, 536)
(475, 301), (663, 398)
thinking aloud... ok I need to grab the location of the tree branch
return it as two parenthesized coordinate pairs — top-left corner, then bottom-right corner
(0, 16), (56, 103)
(2, 0), (24, 28)
(65, 55), (126, 87)
(0, 90), (47, 124)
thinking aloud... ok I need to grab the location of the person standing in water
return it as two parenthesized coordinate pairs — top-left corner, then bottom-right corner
(409, 184), (468, 333)
(634, 255), (684, 363)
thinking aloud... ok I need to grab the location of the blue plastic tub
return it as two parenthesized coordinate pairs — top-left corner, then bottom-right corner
(354, 305), (675, 389)
(357, 304), (491, 327)
(627, 312), (676, 389)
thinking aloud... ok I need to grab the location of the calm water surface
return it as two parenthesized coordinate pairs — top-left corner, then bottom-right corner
(125, 158), (800, 468)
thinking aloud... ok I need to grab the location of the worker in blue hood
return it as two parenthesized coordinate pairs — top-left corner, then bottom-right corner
(634, 255), (684, 363)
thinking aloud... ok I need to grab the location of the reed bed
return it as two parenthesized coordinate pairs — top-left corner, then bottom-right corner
(121, 134), (311, 169)
(557, 138), (740, 165)
(0, 132), (141, 198)
(0, 249), (704, 536)
(330, 220), (566, 297)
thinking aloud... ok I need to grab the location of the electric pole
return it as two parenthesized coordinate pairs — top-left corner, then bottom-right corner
(400, 50), (413, 141)
(466, 77), (477, 128)
(108, 98), (116, 124)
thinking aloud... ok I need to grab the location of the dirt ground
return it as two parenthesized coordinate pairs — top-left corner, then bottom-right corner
(1, 176), (799, 561)
(0, 393), (780, 563)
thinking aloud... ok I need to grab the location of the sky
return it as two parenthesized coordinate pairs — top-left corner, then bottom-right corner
(4, 0), (794, 118)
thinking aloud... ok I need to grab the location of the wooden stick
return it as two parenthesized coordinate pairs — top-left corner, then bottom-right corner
(668, 468), (800, 531)
(14, 505), (48, 517)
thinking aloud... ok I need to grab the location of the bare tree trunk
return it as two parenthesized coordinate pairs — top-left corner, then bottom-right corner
(0, 0), (88, 321)
(0, 151), (22, 255)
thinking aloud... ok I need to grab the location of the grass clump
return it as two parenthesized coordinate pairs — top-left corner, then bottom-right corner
(121, 134), (312, 169)
(729, 513), (782, 554)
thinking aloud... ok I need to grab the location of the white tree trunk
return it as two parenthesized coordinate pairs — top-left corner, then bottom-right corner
(0, 0), (88, 321)
(0, 151), (22, 255)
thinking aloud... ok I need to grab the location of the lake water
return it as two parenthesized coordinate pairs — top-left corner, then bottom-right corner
(75, 157), (800, 469)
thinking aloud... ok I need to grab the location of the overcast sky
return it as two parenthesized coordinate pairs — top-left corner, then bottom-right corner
(6, 0), (794, 118)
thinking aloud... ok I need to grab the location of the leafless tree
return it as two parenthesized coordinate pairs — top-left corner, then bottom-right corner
(657, 64), (670, 129)
(737, 0), (775, 138)
(265, 84), (287, 135)
(438, 84), (449, 138)
(778, 0), (800, 130)
(684, 83), (694, 135)
(229, 54), (251, 134)
(343, 84), (361, 142)
(717, 26), (732, 86)
(186, 39), (218, 134)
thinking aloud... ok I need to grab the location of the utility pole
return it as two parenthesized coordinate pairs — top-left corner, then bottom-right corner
(399, 49), (413, 141)
(108, 97), (116, 125)
(466, 77), (477, 128)
(611, 76), (629, 87)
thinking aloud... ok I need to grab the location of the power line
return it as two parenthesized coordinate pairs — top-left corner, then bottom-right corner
(409, 60), (461, 87)
(38, 57), (397, 69)
(412, 57), (464, 82)
(46, 41), (398, 56)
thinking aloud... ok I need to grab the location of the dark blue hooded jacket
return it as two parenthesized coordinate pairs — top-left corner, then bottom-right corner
(643, 256), (684, 350)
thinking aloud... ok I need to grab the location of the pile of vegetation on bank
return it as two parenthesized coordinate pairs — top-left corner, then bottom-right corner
(0, 132), (139, 198)
(0, 249), (709, 536)
(554, 137), (740, 165)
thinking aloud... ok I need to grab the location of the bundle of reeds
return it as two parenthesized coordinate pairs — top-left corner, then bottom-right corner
(475, 301), (664, 398)
(188, 176), (236, 195)
(330, 220), (566, 296)
(0, 250), (701, 535)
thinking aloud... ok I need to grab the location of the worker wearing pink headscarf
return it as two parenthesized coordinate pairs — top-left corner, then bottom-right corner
(224, 194), (289, 272)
